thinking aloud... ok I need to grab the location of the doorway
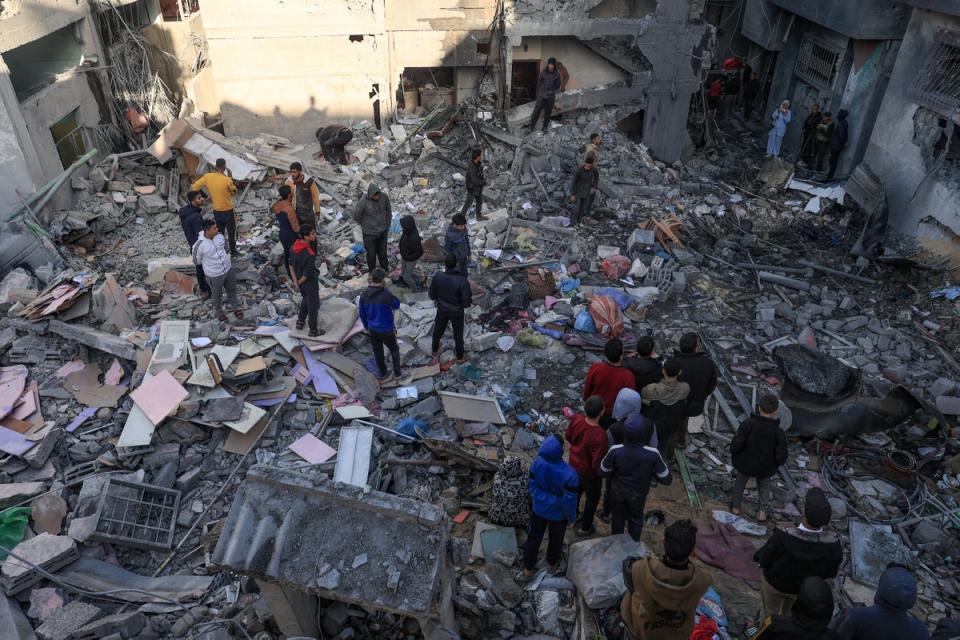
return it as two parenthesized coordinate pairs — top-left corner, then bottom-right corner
(50, 109), (87, 169)
(511, 60), (539, 107)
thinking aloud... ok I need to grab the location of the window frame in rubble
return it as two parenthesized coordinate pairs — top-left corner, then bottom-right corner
(793, 36), (842, 91)
(910, 29), (960, 124)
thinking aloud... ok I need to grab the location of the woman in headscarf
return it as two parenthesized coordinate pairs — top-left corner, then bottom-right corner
(488, 455), (531, 528)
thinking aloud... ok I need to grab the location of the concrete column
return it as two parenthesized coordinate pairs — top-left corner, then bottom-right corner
(257, 581), (320, 638)
(642, 83), (695, 164)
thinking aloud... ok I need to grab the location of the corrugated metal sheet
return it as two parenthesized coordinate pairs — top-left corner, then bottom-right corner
(210, 465), (449, 617)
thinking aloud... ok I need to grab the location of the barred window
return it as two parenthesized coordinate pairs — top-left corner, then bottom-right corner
(794, 38), (841, 90)
(911, 31), (960, 122)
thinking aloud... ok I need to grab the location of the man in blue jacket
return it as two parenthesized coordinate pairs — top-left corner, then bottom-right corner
(518, 434), (579, 582)
(179, 190), (210, 298)
(445, 213), (471, 278)
(831, 564), (930, 640)
(599, 413), (672, 541)
(358, 268), (402, 380)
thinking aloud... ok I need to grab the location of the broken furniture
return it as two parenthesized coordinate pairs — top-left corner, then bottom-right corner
(88, 478), (181, 551)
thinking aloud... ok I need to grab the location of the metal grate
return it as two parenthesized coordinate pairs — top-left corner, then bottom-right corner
(911, 35), (960, 122)
(92, 478), (180, 550)
(794, 38), (841, 90)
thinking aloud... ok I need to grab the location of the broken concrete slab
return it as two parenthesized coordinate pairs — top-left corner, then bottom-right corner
(1, 534), (79, 595)
(0, 482), (44, 509)
(47, 321), (138, 361)
(34, 601), (101, 640)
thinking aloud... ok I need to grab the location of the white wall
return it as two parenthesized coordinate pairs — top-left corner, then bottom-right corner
(512, 36), (628, 90)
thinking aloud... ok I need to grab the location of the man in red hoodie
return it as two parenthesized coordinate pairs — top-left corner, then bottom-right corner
(583, 338), (636, 426)
(565, 395), (608, 536)
(291, 226), (320, 336)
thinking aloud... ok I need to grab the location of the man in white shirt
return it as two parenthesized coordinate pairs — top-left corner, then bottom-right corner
(192, 220), (237, 316)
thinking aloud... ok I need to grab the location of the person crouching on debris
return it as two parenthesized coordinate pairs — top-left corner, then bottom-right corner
(830, 564), (929, 640)
(518, 434), (579, 582)
(292, 225), (320, 337)
(488, 455), (531, 528)
(429, 254), (472, 364)
(353, 182), (392, 273)
(620, 519), (712, 640)
(641, 359), (690, 462)
(359, 268), (402, 381)
(192, 219), (237, 318)
(729, 392), (787, 522)
(569, 154), (599, 225)
(398, 214), (423, 290)
(273, 184), (300, 287)
(460, 147), (487, 221)
(191, 158), (239, 257)
(179, 190), (210, 299)
(316, 124), (353, 167)
(754, 488), (843, 620)
(767, 100), (792, 157)
(755, 576), (838, 640)
(445, 213), (471, 278)
(599, 413), (671, 541)
(565, 395), (608, 537)
(583, 338), (636, 428)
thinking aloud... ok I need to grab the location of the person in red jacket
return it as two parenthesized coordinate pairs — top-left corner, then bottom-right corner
(583, 338), (636, 426)
(565, 395), (609, 537)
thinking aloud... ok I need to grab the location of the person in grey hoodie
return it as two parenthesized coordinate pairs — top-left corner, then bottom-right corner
(352, 183), (392, 273)
(529, 57), (562, 133)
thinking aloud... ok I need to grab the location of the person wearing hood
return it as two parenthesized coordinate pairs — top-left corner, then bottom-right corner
(599, 413), (671, 540)
(641, 359), (691, 462)
(519, 434), (579, 581)
(488, 455), (531, 528)
(756, 576), (840, 640)
(831, 564), (929, 640)
(565, 395), (608, 536)
(669, 332), (717, 447)
(827, 110), (849, 180)
(292, 226), (320, 336)
(624, 336), (663, 393)
(285, 162), (321, 250)
(358, 268), (402, 380)
(429, 253), (472, 364)
(620, 519), (712, 640)
(755, 488), (843, 619)
(316, 124), (353, 166)
(730, 393), (787, 522)
(273, 184), (300, 286)
(529, 57), (562, 133)
(352, 182), (392, 273)
(398, 214), (423, 290)
(932, 615), (960, 640)
(445, 213), (471, 277)
(459, 148), (487, 221)
(179, 190), (210, 298)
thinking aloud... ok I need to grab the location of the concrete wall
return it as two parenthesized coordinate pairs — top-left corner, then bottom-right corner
(0, 0), (91, 52)
(0, 70), (36, 213)
(142, 12), (220, 116)
(862, 9), (960, 239)
(512, 36), (628, 90)
(741, 0), (789, 50)
(768, 0), (910, 39)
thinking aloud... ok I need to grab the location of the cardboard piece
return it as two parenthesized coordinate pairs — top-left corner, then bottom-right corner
(64, 366), (126, 409)
(232, 356), (267, 375)
(439, 391), (507, 424)
(288, 433), (337, 464)
(130, 371), (189, 426)
(222, 415), (269, 455)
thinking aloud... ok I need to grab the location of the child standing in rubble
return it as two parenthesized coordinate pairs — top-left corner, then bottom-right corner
(398, 214), (423, 290)
(729, 393), (787, 522)
(292, 226), (320, 337)
(445, 213), (471, 278)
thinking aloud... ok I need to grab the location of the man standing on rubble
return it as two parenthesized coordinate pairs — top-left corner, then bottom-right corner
(583, 338), (636, 427)
(569, 154), (599, 225)
(670, 332), (717, 448)
(430, 254), (472, 364)
(729, 393), (787, 522)
(359, 268), (403, 381)
(754, 488), (843, 619)
(292, 225), (320, 336)
(584, 132), (602, 163)
(316, 124), (353, 167)
(191, 158), (239, 257)
(179, 190), (210, 299)
(830, 564), (929, 640)
(755, 576), (839, 640)
(459, 148), (487, 221)
(565, 395), (608, 537)
(528, 57), (562, 133)
(192, 219), (238, 317)
(641, 360), (691, 463)
(353, 183), (392, 273)
(286, 162), (322, 250)
(623, 336), (662, 392)
(445, 213), (471, 278)
(599, 413), (671, 540)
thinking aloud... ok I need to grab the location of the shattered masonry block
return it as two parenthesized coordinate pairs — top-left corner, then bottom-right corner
(72, 610), (146, 639)
(0, 481), (45, 509)
(35, 601), (102, 640)
(1, 533), (79, 595)
(175, 467), (203, 493)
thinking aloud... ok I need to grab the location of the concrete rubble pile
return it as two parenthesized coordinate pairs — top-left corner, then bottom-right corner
(0, 102), (957, 640)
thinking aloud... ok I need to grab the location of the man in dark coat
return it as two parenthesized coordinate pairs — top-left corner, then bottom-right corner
(179, 190), (210, 298)
(800, 103), (822, 166)
(459, 148), (487, 221)
(623, 335), (663, 392)
(430, 253), (472, 363)
(756, 577), (840, 640)
(669, 332), (717, 447)
(827, 109), (849, 180)
(730, 393), (787, 521)
(569, 154), (599, 225)
(830, 565), (929, 640)
(317, 124), (354, 166)
(529, 57), (562, 132)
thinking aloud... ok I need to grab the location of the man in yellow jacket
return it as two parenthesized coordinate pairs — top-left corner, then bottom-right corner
(191, 158), (239, 256)
(620, 519), (713, 640)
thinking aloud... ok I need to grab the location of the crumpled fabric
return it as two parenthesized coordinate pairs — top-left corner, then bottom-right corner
(694, 520), (763, 582)
(601, 255), (632, 280)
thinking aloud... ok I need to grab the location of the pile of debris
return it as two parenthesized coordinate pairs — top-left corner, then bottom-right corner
(0, 101), (956, 639)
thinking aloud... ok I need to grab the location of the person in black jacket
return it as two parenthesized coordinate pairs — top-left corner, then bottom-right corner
(730, 393), (787, 522)
(429, 254), (472, 364)
(459, 148), (487, 221)
(179, 190), (210, 298)
(316, 124), (353, 166)
(569, 154), (599, 225)
(292, 225), (320, 336)
(826, 109), (849, 180)
(529, 57), (562, 133)
(756, 576), (840, 640)
(623, 336), (662, 392)
(754, 488), (842, 620)
(669, 332), (718, 447)
(398, 214), (423, 290)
